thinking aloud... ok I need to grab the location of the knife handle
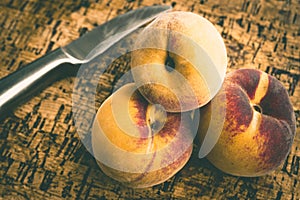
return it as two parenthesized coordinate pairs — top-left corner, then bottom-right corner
(0, 48), (73, 120)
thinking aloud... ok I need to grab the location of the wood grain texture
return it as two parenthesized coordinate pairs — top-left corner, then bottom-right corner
(0, 0), (299, 199)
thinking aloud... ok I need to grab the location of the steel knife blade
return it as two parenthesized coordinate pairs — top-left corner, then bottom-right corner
(0, 5), (171, 119)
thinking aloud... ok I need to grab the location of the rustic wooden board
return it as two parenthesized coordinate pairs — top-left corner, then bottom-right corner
(0, 0), (299, 199)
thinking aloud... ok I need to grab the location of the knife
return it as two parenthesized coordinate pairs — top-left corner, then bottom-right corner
(0, 5), (171, 120)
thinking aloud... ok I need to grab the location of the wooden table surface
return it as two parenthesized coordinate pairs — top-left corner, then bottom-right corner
(0, 0), (299, 199)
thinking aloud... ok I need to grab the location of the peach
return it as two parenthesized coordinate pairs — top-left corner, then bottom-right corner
(198, 68), (296, 176)
(92, 83), (196, 188)
(131, 11), (227, 112)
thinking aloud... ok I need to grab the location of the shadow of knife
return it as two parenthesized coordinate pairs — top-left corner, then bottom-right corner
(0, 5), (172, 121)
